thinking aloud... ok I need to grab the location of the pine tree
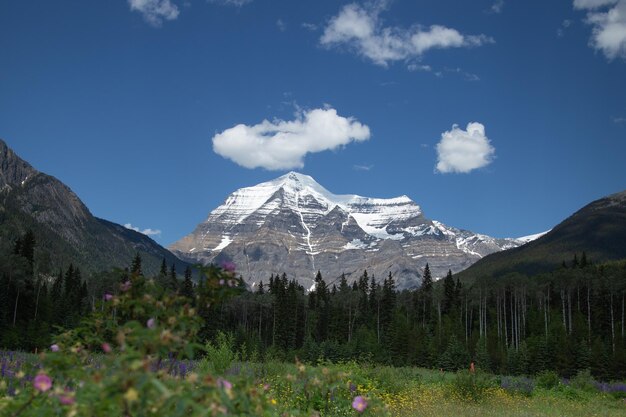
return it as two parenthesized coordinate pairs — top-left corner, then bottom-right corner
(443, 269), (455, 314)
(168, 263), (179, 293)
(131, 253), (142, 276)
(181, 266), (194, 299)
(160, 258), (167, 276)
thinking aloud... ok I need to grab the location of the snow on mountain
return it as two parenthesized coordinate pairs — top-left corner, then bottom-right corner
(170, 172), (528, 289)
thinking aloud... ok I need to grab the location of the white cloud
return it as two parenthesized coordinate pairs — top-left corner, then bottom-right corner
(320, 3), (493, 67)
(490, 0), (505, 14)
(558, 19), (573, 37)
(574, 0), (618, 8)
(574, 0), (626, 59)
(302, 22), (319, 31)
(212, 108), (371, 170)
(124, 223), (162, 237)
(614, 116), (626, 123)
(435, 122), (495, 174)
(353, 164), (374, 171)
(128, 0), (179, 27)
(276, 19), (286, 32)
(208, 0), (252, 6)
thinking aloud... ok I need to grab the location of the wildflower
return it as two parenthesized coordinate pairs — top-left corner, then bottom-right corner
(219, 279), (225, 286)
(221, 261), (236, 273)
(124, 387), (139, 402)
(33, 373), (53, 392)
(58, 389), (75, 405)
(120, 281), (132, 292)
(147, 318), (156, 329)
(217, 378), (232, 390)
(104, 293), (113, 301)
(352, 396), (367, 413)
(102, 343), (112, 354)
(50, 344), (60, 352)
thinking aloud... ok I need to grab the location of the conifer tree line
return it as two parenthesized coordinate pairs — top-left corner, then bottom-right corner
(205, 258), (626, 380)
(1, 230), (625, 380)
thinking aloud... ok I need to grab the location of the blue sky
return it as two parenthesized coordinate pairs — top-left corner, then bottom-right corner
(1, 0), (625, 245)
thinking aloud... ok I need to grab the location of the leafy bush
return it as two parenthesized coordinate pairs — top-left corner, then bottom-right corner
(199, 331), (238, 375)
(450, 370), (495, 402)
(570, 369), (596, 392)
(536, 370), (561, 390)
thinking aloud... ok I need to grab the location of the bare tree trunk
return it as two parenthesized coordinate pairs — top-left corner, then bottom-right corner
(587, 285), (591, 341)
(504, 290), (508, 348)
(561, 289), (567, 332)
(568, 289), (572, 334)
(13, 287), (20, 326)
(543, 295), (548, 340)
(34, 280), (42, 321)
(610, 292), (615, 353)
(622, 293), (624, 340)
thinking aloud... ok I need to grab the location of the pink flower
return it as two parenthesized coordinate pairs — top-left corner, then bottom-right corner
(352, 396), (367, 413)
(219, 279), (225, 286)
(102, 343), (112, 353)
(104, 293), (113, 301)
(147, 318), (156, 329)
(33, 373), (52, 392)
(221, 261), (236, 273)
(120, 281), (132, 292)
(50, 344), (60, 352)
(217, 378), (232, 390)
(58, 389), (75, 405)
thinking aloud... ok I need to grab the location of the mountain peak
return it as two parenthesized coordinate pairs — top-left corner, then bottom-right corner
(0, 138), (38, 190)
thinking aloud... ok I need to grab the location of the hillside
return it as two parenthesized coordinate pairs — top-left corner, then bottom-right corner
(458, 190), (626, 279)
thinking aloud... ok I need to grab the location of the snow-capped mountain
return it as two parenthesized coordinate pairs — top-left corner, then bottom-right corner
(170, 172), (534, 289)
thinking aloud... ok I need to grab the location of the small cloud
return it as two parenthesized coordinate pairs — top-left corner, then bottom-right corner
(574, 0), (626, 60)
(302, 22), (318, 31)
(407, 63), (432, 72)
(124, 223), (162, 237)
(614, 116), (626, 123)
(212, 107), (371, 170)
(444, 67), (480, 81)
(488, 0), (505, 14)
(435, 122), (495, 174)
(207, 0), (253, 6)
(320, 3), (494, 68)
(128, 0), (179, 27)
(558, 19), (573, 37)
(276, 19), (286, 32)
(420, 143), (430, 148)
(353, 164), (374, 171)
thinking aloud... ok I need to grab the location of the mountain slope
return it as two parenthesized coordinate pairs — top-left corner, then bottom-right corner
(458, 190), (626, 279)
(171, 172), (529, 289)
(0, 139), (187, 275)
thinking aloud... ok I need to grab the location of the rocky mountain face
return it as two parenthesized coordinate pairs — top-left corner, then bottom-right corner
(0, 139), (187, 275)
(171, 172), (531, 289)
(459, 189), (626, 279)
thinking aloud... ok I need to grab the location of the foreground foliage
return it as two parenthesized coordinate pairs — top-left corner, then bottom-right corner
(0, 267), (386, 416)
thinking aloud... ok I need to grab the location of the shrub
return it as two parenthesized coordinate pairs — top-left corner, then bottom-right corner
(536, 370), (561, 390)
(199, 331), (238, 375)
(450, 370), (495, 402)
(570, 369), (596, 392)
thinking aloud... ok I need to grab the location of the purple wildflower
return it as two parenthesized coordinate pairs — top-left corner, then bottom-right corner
(50, 344), (60, 352)
(147, 318), (156, 329)
(104, 293), (113, 301)
(120, 281), (132, 292)
(217, 378), (232, 390)
(33, 373), (52, 392)
(352, 396), (367, 412)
